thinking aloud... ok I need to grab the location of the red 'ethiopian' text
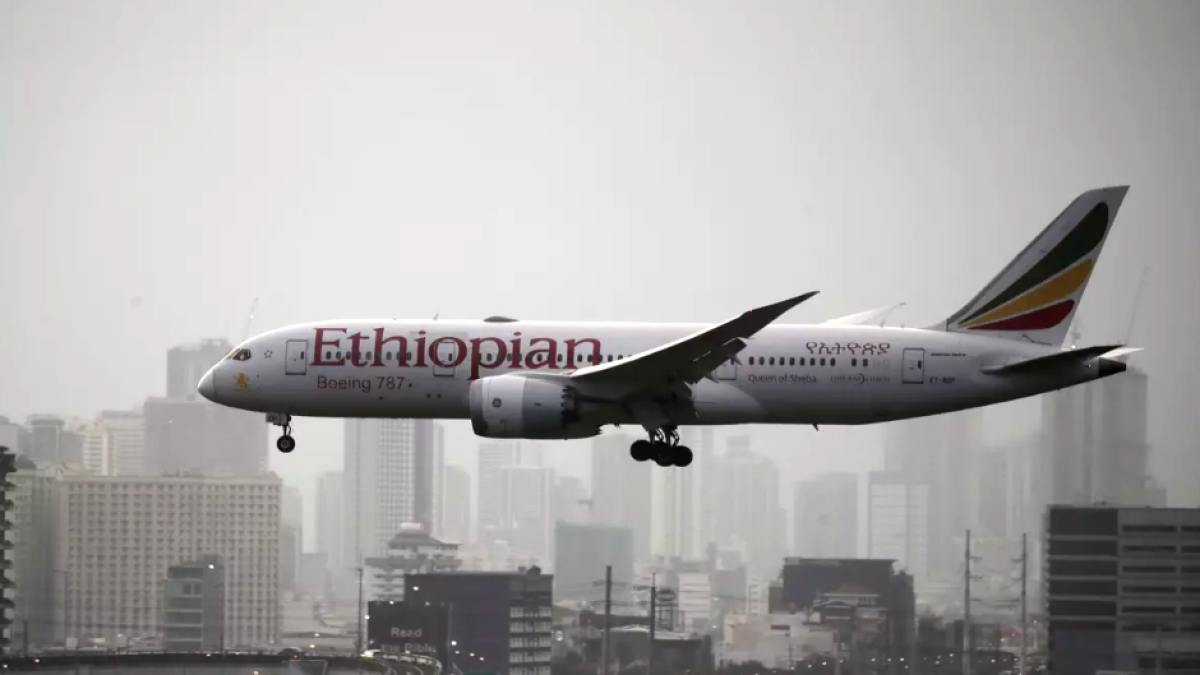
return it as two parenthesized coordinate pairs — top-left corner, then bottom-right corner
(310, 327), (603, 380)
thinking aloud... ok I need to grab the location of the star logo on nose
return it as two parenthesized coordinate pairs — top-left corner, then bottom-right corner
(263, 350), (273, 359)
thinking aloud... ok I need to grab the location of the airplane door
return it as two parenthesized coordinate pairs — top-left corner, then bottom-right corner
(432, 340), (459, 377)
(285, 340), (308, 376)
(714, 359), (738, 381)
(902, 348), (925, 384)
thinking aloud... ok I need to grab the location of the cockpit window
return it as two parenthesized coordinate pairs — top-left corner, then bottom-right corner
(229, 349), (252, 361)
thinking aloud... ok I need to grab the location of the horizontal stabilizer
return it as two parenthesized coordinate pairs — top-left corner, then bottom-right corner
(982, 344), (1124, 375)
(823, 302), (906, 326)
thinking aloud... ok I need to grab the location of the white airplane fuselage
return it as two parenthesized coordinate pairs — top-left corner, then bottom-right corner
(202, 318), (1113, 427)
(196, 185), (1136, 463)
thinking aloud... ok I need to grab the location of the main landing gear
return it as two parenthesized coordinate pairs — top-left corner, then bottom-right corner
(629, 426), (692, 468)
(269, 413), (296, 454)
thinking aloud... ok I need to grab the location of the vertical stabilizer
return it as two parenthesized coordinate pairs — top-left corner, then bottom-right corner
(934, 186), (1129, 347)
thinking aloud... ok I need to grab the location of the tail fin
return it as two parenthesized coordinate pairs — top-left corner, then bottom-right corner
(934, 185), (1129, 347)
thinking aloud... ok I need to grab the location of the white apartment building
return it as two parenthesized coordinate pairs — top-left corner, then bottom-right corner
(59, 473), (282, 647)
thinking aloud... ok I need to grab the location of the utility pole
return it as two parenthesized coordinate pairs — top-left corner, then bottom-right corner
(964, 529), (972, 675)
(647, 573), (657, 675)
(602, 565), (612, 675)
(1020, 533), (1028, 675)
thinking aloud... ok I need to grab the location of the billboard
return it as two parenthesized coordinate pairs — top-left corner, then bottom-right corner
(366, 601), (450, 666)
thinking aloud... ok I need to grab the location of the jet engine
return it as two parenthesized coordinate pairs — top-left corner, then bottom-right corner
(469, 374), (599, 440)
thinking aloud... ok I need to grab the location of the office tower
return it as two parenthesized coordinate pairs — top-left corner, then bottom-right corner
(883, 410), (982, 580)
(794, 472), (858, 558)
(441, 464), (471, 544)
(663, 428), (699, 559)
(98, 410), (146, 476)
(403, 569), (553, 675)
(1041, 367), (1156, 507)
(867, 471), (929, 585)
(477, 442), (520, 543)
(167, 338), (232, 401)
(343, 418), (438, 567)
(316, 471), (344, 582)
(281, 487), (303, 597)
(500, 465), (555, 565)
(59, 473), (281, 646)
(709, 437), (784, 575)
(143, 397), (268, 476)
(553, 522), (634, 603)
(20, 415), (83, 466)
(431, 424), (446, 536)
(591, 434), (652, 562)
(552, 475), (588, 526)
(1044, 505), (1200, 675)
(697, 427), (718, 549)
(162, 555), (226, 651)
(8, 460), (60, 649)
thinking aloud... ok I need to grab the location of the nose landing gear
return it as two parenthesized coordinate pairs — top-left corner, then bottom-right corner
(629, 426), (692, 467)
(268, 413), (296, 453)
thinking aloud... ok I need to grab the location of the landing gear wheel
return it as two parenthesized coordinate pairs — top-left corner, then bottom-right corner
(277, 435), (296, 453)
(630, 440), (653, 462)
(653, 444), (673, 467)
(268, 413), (296, 454)
(673, 446), (693, 467)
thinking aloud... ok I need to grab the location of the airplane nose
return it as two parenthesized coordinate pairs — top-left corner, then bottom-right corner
(197, 368), (217, 402)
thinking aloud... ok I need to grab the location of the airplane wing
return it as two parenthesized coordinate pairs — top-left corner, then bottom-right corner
(822, 302), (906, 326)
(570, 291), (819, 389)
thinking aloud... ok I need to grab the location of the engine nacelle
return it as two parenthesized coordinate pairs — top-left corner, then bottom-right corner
(469, 374), (598, 440)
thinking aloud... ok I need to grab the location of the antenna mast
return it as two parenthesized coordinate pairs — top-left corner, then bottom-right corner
(241, 297), (259, 342)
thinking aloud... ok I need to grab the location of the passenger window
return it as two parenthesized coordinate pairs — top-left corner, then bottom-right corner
(769, 357), (775, 366)
(800, 357), (806, 366)
(864, 358), (870, 367)
(230, 349), (252, 361)
(831, 358), (836, 366)
(789, 357), (795, 366)
(820, 358), (826, 366)
(386, 352), (393, 361)
(365, 351), (373, 361)
(852, 358), (858, 366)
(335, 351), (343, 359)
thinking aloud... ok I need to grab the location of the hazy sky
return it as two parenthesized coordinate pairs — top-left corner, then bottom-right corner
(3, 1), (1199, 529)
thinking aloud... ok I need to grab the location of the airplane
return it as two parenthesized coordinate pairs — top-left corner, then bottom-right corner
(198, 186), (1137, 468)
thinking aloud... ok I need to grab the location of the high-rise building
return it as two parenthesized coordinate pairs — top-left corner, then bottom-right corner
(8, 459), (61, 649)
(1041, 367), (1158, 508)
(551, 475), (588, 526)
(316, 471), (344, 580)
(501, 465), (555, 565)
(162, 555), (226, 652)
(867, 471), (929, 586)
(281, 487), (303, 597)
(343, 419), (439, 567)
(20, 415), (83, 466)
(1043, 505), (1200, 675)
(553, 522), (634, 604)
(477, 442), (520, 544)
(883, 410), (982, 580)
(441, 464), (471, 544)
(143, 398), (267, 476)
(709, 437), (784, 576)
(794, 472), (858, 558)
(99, 410), (146, 476)
(591, 434), (652, 563)
(59, 473), (282, 646)
(167, 338), (232, 401)
(663, 428), (700, 559)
